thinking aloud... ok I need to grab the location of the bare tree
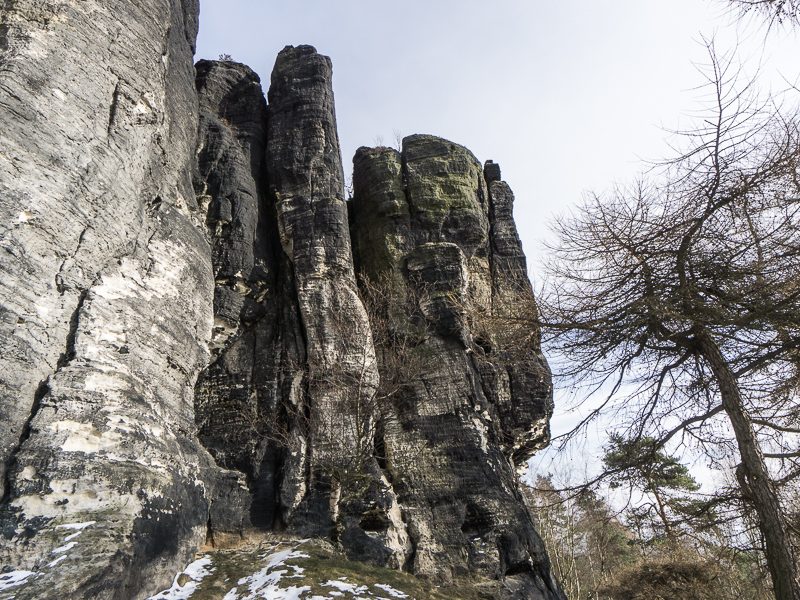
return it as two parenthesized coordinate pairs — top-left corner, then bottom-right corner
(726, 0), (800, 26)
(392, 129), (404, 152)
(541, 42), (800, 599)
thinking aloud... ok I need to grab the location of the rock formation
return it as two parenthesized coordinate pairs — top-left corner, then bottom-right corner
(0, 1), (247, 597)
(0, 3), (561, 599)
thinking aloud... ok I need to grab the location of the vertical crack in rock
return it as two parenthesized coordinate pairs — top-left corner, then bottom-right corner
(192, 57), (281, 534)
(1, 280), (89, 504)
(55, 287), (89, 370)
(0, 379), (46, 506)
(0, 275), (91, 505)
(106, 80), (121, 138)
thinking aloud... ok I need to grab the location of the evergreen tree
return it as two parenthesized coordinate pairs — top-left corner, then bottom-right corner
(602, 434), (704, 541)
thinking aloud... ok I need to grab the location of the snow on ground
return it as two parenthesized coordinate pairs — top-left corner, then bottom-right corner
(55, 521), (96, 530)
(2, 529), (416, 600)
(47, 555), (68, 568)
(51, 541), (78, 554)
(147, 556), (215, 600)
(226, 548), (312, 600)
(372, 584), (408, 598)
(146, 541), (415, 600)
(323, 580), (369, 595)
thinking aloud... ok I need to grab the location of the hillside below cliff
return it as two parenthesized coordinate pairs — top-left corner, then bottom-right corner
(0, 2), (560, 599)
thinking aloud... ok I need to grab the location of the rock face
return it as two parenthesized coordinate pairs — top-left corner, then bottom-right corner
(351, 139), (555, 596)
(0, 3), (561, 598)
(193, 48), (559, 599)
(0, 2), (246, 598)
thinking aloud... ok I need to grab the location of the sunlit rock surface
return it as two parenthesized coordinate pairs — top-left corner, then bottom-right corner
(0, 1), (247, 597)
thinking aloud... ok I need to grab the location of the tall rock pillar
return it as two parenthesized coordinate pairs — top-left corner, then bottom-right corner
(264, 45), (381, 531)
(351, 137), (561, 599)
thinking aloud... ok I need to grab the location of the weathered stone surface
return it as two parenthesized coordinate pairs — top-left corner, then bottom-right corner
(265, 46), (382, 534)
(194, 59), (270, 341)
(486, 169), (553, 463)
(192, 49), (400, 561)
(350, 135), (558, 598)
(0, 7), (560, 595)
(0, 2), (247, 598)
(192, 57), (310, 534)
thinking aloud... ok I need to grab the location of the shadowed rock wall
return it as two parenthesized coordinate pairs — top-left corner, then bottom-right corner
(194, 47), (561, 600)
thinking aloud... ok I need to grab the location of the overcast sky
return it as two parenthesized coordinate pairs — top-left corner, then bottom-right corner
(196, 1), (800, 480)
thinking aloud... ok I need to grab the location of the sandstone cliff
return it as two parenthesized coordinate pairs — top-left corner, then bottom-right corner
(0, 4), (560, 599)
(1, 1), (247, 598)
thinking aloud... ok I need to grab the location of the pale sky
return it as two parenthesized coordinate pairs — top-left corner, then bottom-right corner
(196, 1), (800, 481)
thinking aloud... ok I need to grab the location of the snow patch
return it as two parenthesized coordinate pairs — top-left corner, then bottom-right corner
(374, 583), (409, 598)
(222, 547), (314, 600)
(0, 570), (36, 591)
(286, 564), (305, 578)
(323, 579), (369, 595)
(233, 566), (310, 599)
(147, 556), (214, 600)
(56, 521), (96, 530)
(52, 541), (77, 554)
(48, 555), (68, 568)
(265, 548), (307, 570)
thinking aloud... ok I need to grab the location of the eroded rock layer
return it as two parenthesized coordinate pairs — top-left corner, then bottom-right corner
(0, 4), (560, 596)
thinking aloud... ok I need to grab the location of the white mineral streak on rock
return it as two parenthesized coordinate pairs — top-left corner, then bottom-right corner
(18, 465), (37, 480)
(379, 475), (413, 569)
(49, 420), (122, 454)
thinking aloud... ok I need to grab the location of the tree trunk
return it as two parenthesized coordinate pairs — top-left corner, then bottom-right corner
(696, 329), (800, 600)
(648, 480), (675, 540)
